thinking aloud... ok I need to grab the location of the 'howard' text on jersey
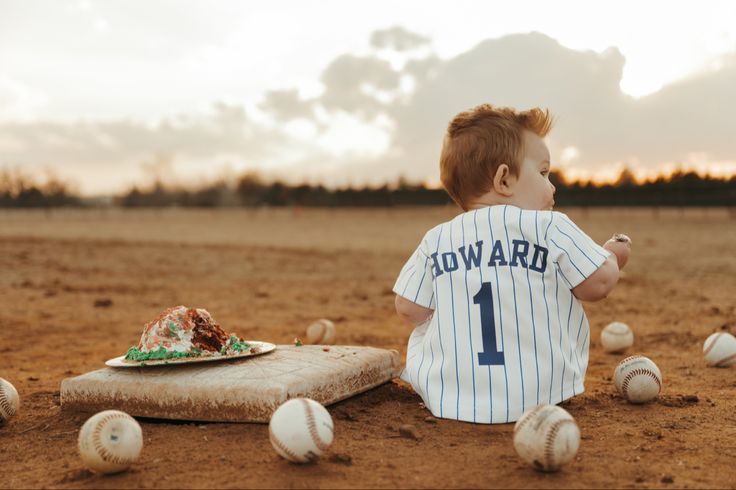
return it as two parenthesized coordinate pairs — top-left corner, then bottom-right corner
(431, 239), (548, 276)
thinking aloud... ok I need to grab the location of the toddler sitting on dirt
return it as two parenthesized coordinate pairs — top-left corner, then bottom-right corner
(393, 104), (631, 423)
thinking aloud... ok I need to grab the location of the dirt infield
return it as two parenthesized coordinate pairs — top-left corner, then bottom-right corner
(1, 207), (735, 489)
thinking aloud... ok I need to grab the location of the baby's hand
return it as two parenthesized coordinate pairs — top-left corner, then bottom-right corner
(603, 233), (632, 269)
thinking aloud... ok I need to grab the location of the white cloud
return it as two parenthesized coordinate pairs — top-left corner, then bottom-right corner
(94, 17), (110, 33)
(3, 0), (734, 120)
(559, 146), (580, 167)
(0, 135), (27, 153)
(75, 0), (92, 12)
(314, 111), (391, 158)
(1, 27), (736, 194)
(0, 77), (48, 121)
(0, 103), (304, 194)
(370, 26), (431, 52)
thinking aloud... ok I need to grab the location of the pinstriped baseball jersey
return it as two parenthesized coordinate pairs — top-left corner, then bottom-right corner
(393, 205), (611, 424)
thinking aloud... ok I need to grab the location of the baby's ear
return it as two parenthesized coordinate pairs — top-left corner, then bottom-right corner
(493, 164), (515, 196)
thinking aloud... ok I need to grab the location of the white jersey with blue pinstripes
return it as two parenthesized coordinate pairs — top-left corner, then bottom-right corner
(393, 205), (610, 424)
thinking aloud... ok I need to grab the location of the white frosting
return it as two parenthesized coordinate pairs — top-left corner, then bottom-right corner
(169, 329), (194, 353)
(138, 306), (206, 354)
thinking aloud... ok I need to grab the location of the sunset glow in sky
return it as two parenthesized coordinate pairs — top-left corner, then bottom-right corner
(1, 0), (735, 194)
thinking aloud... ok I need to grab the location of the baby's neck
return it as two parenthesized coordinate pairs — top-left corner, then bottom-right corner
(466, 194), (515, 210)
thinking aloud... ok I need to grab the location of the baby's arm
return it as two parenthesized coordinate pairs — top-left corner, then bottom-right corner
(395, 295), (434, 325)
(572, 234), (632, 302)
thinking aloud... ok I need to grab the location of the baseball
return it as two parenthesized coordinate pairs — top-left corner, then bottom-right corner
(600, 322), (634, 353)
(269, 398), (334, 463)
(703, 332), (736, 367)
(613, 355), (662, 403)
(0, 378), (20, 423)
(513, 405), (580, 472)
(78, 410), (143, 474)
(305, 319), (336, 345)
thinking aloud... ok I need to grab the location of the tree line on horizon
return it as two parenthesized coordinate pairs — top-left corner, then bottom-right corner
(1, 168), (735, 208)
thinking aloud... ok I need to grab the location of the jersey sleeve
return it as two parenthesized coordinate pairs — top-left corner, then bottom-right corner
(393, 239), (435, 309)
(546, 212), (611, 289)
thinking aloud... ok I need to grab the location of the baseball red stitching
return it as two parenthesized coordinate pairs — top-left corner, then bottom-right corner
(715, 352), (736, 367)
(514, 405), (545, 435)
(703, 333), (723, 357)
(0, 385), (16, 419)
(269, 424), (305, 462)
(544, 419), (577, 470)
(301, 399), (331, 453)
(91, 413), (137, 466)
(619, 355), (640, 365)
(621, 368), (661, 397)
(615, 355), (647, 387)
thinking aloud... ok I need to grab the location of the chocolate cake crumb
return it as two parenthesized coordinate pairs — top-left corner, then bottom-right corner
(189, 308), (228, 352)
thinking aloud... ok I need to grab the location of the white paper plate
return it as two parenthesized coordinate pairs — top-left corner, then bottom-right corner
(105, 341), (276, 367)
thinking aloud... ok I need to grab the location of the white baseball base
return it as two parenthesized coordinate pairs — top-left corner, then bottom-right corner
(305, 319), (336, 345)
(78, 410), (143, 474)
(513, 405), (580, 472)
(600, 322), (634, 353)
(0, 378), (19, 423)
(703, 332), (736, 367)
(614, 355), (662, 403)
(269, 398), (334, 463)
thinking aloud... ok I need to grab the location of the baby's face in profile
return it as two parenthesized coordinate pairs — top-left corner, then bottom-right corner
(511, 130), (556, 211)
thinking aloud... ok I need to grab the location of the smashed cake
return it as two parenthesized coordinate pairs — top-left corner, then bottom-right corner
(125, 306), (251, 362)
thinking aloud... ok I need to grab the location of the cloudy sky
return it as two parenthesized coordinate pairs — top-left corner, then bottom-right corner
(1, 0), (735, 195)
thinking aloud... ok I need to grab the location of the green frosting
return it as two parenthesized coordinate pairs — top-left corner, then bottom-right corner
(228, 335), (251, 353)
(125, 346), (196, 361)
(124, 337), (251, 362)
